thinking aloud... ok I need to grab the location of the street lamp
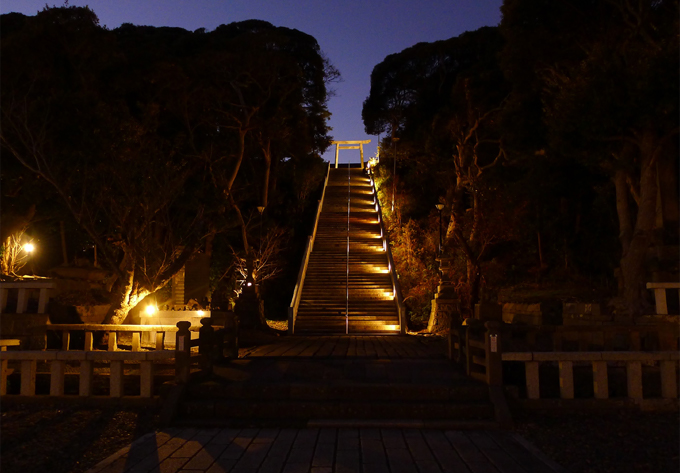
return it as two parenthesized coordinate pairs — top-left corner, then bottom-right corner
(435, 204), (445, 253)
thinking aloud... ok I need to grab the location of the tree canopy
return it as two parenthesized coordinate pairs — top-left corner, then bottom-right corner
(1, 6), (337, 324)
(363, 0), (678, 319)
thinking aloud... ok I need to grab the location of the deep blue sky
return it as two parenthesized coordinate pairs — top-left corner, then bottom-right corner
(1, 0), (503, 163)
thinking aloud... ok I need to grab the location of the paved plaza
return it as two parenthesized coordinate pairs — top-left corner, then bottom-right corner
(85, 426), (565, 473)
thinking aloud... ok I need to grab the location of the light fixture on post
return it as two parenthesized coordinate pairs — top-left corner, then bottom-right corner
(391, 136), (399, 212)
(256, 205), (265, 284)
(436, 203), (445, 254)
(23, 242), (36, 274)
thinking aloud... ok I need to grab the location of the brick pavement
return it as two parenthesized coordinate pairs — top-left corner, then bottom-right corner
(85, 427), (565, 473)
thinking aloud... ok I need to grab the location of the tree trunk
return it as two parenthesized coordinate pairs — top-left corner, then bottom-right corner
(102, 263), (150, 325)
(614, 169), (633, 251)
(467, 260), (481, 314)
(618, 131), (658, 315)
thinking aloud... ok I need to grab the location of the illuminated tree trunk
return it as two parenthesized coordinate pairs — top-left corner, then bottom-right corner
(615, 130), (659, 315)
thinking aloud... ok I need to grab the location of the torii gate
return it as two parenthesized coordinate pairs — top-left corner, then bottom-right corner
(331, 140), (371, 169)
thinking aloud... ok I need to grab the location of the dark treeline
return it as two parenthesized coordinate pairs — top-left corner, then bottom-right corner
(363, 0), (678, 321)
(1, 6), (338, 325)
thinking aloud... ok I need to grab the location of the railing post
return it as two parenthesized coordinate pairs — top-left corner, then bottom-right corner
(132, 332), (141, 351)
(16, 288), (28, 314)
(592, 360), (609, 399)
(198, 318), (215, 374)
(80, 359), (93, 396)
(559, 361), (575, 399)
(156, 331), (165, 351)
(108, 331), (118, 351)
(223, 314), (239, 359)
(457, 325), (466, 364)
(84, 331), (94, 351)
(485, 321), (503, 386)
(464, 326), (473, 376)
(140, 360), (154, 398)
(526, 361), (540, 399)
(50, 360), (66, 396)
(20, 359), (36, 396)
(62, 330), (70, 351)
(110, 360), (124, 397)
(627, 361), (643, 403)
(0, 346), (8, 395)
(175, 321), (192, 383)
(661, 360), (678, 399)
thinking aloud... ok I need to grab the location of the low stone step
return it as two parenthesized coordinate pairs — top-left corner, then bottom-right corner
(186, 382), (489, 402)
(182, 399), (494, 422)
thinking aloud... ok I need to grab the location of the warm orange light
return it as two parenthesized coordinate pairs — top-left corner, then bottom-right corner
(145, 305), (157, 316)
(23, 243), (35, 253)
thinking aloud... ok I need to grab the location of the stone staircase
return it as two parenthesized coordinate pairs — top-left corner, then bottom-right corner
(294, 168), (401, 334)
(176, 357), (498, 429)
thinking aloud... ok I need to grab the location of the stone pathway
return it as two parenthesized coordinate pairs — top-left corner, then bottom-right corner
(86, 426), (565, 473)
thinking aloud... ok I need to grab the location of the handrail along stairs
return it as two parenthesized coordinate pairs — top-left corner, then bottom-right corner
(368, 168), (407, 334)
(288, 162), (331, 334)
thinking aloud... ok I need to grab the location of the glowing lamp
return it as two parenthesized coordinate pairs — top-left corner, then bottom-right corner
(196, 310), (205, 316)
(246, 281), (253, 287)
(23, 243), (35, 253)
(145, 305), (157, 316)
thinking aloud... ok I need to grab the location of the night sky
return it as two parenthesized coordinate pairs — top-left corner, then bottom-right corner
(1, 0), (503, 163)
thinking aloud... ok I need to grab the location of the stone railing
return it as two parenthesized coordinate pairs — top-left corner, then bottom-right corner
(0, 280), (55, 349)
(1, 316), (239, 398)
(502, 350), (678, 403)
(646, 282), (680, 315)
(450, 321), (680, 407)
(45, 324), (192, 351)
(0, 349), (175, 397)
(0, 279), (54, 314)
(289, 163), (331, 334)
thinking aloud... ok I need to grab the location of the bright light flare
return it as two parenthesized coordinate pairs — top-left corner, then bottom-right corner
(145, 305), (157, 316)
(23, 243), (35, 253)
(196, 310), (205, 316)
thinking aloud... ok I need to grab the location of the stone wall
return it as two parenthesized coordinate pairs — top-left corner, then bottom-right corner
(502, 302), (562, 325)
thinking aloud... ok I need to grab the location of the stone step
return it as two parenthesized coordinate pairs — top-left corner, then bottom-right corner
(186, 381), (488, 402)
(181, 396), (494, 423)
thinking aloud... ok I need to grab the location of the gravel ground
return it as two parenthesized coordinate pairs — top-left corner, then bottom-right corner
(1, 402), (677, 473)
(0, 403), (159, 473)
(514, 409), (679, 473)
